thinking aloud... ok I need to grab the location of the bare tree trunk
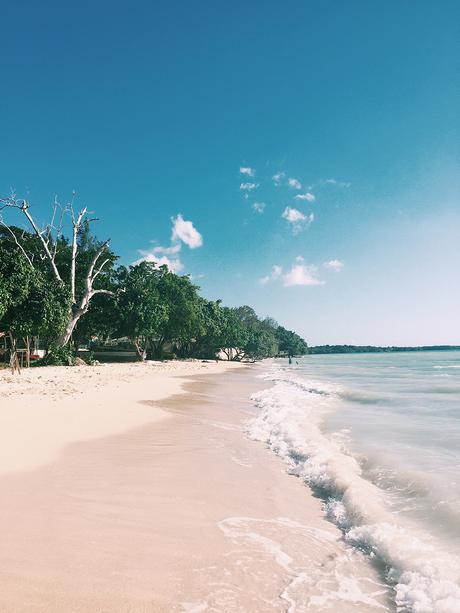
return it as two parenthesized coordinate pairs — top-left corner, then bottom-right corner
(56, 242), (113, 347)
(25, 336), (30, 367)
(58, 312), (80, 347)
(70, 208), (86, 303)
(133, 339), (146, 361)
(1, 197), (113, 350)
(9, 333), (20, 374)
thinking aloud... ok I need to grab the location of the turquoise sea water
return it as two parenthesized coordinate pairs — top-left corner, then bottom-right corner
(250, 351), (460, 612)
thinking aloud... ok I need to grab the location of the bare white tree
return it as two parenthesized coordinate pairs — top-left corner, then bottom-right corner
(0, 195), (113, 346)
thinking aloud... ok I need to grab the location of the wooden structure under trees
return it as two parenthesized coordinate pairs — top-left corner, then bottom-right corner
(0, 331), (31, 373)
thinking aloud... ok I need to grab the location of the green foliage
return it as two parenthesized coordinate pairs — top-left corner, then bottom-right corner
(276, 326), (308, 357)
(32, 344), (75, 367)
(0, 211), (309, 365)
(153, 271), (203, 358)
(215, 307), (279, 361)
(0, 235), (71, 343)
(0, 210), (117, 350)
(308, 345), (460, 354)
(116, 262), (168, 359)
(191, 299), (226, 359)
(217, 307), (250, 359)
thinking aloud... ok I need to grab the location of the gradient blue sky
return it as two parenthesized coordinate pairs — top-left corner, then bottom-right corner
(1, 0), (459, 345)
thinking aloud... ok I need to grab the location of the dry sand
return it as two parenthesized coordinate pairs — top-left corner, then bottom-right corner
(0, 361), (392, 612)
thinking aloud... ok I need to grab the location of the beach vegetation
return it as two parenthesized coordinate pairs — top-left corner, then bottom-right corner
(0, 197), (308, 365)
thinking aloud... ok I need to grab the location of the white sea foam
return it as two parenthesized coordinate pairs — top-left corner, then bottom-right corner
(248, 364), (460, 613)
(218, 516), (388, 611)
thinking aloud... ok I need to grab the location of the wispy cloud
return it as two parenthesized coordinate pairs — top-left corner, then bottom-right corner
(324, 259), (344, 272)
(282, 207), (314, 234)
(149, 243), (182, 256)
(171, 214), (203, 248)
(240, 182), (259, 191)
(253, 201), (266, 213)
(288, 177), (302, 190)
(259, 264), (282, 284)
(324, 178), (351, 188)
(240, 166), (255, 177)
(295, 192), (315, 202)
(272, 171), (285, 185)
(283, 263), (324, 287)
(259, 258), (324, 287)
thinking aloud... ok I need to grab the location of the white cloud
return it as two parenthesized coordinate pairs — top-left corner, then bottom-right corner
(240, 166), (255, 177)
(133, 240), (184, 271)
(150, 243), (182, 256)
(171, 214), (203, 249)
(133, 251), (184, 273)
(282, 207), (314, 234)
(283, 263), (324, 287)
(282, 207), (306, 223)
(325, 178), (351, 188)
(295, 192), (316, 202)
(260, 259), (324, 287)
(253, 201), (266, 213)
(259, 264), (282, 285)
(272, 171), (285, 185)
(240, 182), (259, 191)
(288, 177), (302, 190)
(324, 259), (344, 272)
(134, 216), (202, 272)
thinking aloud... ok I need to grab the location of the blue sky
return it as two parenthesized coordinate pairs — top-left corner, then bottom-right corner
(1, 0), (459, 345)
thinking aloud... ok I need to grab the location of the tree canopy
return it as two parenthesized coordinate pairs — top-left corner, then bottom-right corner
(0, 197), (308, 364)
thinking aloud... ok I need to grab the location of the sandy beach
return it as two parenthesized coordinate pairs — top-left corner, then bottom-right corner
(0, 361), (390, 612)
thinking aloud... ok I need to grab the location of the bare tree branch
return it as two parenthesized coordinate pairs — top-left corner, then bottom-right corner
(86, 240), (110, 290)
(1, 194), (113, 348)
(70, 207), (87, 303)
(45, 195), (59, 244)
(0, 221), (34, 268)
(52, 204), (67, 259)
(92, 257), (110, 282)
(0, 198), (65, 282)
(90, 289), (114, 297)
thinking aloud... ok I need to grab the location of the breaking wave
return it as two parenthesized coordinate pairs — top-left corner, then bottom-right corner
(248, 365), (460, 612)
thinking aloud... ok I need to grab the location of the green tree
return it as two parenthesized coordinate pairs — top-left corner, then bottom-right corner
(150, 271), (203, 359)
(191, 298), (225, 359)
(276, 326), (308, 357)
(0, 235), (71, 348)
(116, 262), (168, 360)
(217, 307), (250, 360)
(0, 197), (115, 347)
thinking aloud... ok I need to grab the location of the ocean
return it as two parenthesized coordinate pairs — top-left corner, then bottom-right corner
(249, 351), (460, 612)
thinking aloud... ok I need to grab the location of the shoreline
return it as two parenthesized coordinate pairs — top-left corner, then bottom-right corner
(0, 361), (390, 611)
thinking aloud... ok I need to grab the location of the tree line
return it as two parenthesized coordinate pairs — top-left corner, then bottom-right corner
(0, 197), (308, 364)
(309, 345), (460, 354)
